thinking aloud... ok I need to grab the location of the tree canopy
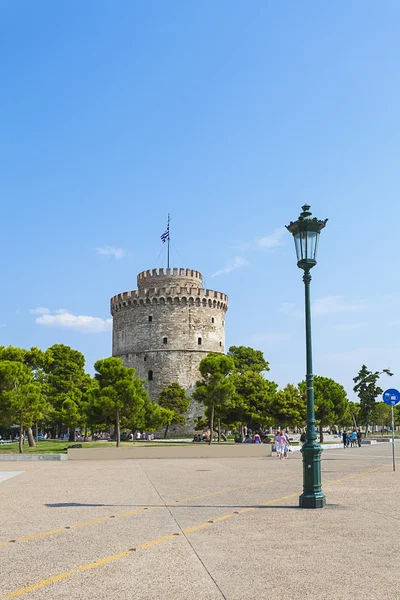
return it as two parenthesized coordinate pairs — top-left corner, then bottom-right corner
(227, 346), (270, 374)
(353, 365), (393, 434)
(159, 382), (190, 438)
(90, 357), (149, 447)
(193, 353), (235, 444)
(299, 376), (348, 441)
(271, 383), (306, 429)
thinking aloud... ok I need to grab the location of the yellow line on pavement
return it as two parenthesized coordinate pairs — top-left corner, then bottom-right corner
(139, 534), (178, 549)
(0, 476), (295, 549)
(324, 464), (388, 486)
(1, 464), (389, 599)
(70, 517), (111, 528)
(77, 550), (132, 571)
(2, 572), (73, 598)
(18, 528), (66, 542)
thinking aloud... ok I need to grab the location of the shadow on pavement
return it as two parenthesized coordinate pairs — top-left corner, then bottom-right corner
(45, 502), (300, 509)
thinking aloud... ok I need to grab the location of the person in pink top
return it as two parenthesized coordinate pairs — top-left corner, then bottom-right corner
(276, 431), (286, 460)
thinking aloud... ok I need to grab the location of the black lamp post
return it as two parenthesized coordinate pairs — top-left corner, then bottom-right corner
(286, 205), (328, 509)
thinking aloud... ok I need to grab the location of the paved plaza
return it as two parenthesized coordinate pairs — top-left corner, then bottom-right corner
(0, 443), (399, 600)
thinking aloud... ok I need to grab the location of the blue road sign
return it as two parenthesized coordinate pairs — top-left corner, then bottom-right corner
(383, 388), (400, 406)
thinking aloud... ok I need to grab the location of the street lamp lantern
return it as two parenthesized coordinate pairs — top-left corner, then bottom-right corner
(286, 204), (327, 270)
(286, 205), (328, 509)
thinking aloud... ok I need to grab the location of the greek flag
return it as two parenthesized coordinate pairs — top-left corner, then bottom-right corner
(161, 228), (169, 243)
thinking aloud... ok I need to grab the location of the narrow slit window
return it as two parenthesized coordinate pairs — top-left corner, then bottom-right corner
(219, 341), (222, 347)
(148, 370), (153, 381)
(211, 317), (214, 323)
(148, 315), (152, 322)
(198, 337), (202, 345)
(163, 337), (168, 345)
(144, 355), (147, 362)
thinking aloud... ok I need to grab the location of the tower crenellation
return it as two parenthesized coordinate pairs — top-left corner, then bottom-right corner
(137, 267), (203, 290)
(111, 267), (228, 434)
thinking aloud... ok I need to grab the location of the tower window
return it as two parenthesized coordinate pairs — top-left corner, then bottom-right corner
(219, 341), (222, 347)
(163, 337), (168, 344)
(211, 317), (214, 323)
(148, 315), (152, 322)
(198, 337), (202, 345)
(148, 370), (153, 381)
(144, 355), (147, 362)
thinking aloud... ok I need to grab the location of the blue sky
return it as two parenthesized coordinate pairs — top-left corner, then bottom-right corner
(1, 1), (399, 399)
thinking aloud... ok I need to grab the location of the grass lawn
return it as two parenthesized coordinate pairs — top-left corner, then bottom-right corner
(0, 439), (238, 454)
(0, 439), (197, 454)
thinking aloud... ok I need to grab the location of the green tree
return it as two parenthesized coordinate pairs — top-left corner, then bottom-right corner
(44, 344), (87, 440)
(353, 365), (393, 435)
(193, 353), (235, 445)
(140, 398), (173, 433)
(373, 402), (392, 431)
(299, 376), (348, 442)
(345, 401), (361, 429)
(224, 371), (276, 433)
(225, 347), (273, 436)
(91, 357), (148, 447)
(0, 345), (49, 446)
(0, 361), (46, 453)
(227, 346), (269, 374)
(159, 382), (190, 438)
(271, 384), (306, 429)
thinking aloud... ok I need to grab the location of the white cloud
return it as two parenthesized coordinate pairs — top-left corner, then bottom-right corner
(257, 227), (287, 249)
(236, 227), (287, 251)
(96, 246), (125, 259)
(29, 307), (50, 315)
(211, 256), (248, 278)
(54, 308), (70, 314)
(279, 296), (366, 319)
(35, 311), (112, 333)
(312, 296), (366, 316)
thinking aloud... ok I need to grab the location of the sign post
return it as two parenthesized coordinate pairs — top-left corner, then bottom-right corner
(382, 389), (400, 472)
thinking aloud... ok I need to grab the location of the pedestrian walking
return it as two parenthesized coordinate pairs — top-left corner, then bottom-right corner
(357, 428), (362, 447)
(275, 431), (286, 460)
(351, 430), (357, 447)
(274, 432), (280, 458)
(283, 430), (291, 457)
(342, 430), (347, 449)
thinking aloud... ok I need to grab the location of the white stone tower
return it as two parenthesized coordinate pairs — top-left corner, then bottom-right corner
(110, 267), (228, 433)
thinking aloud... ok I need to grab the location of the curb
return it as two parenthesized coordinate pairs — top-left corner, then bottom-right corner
(0, 454), (67, 461)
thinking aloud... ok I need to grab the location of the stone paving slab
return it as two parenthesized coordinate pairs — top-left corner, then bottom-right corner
(0, 443), (398, 600)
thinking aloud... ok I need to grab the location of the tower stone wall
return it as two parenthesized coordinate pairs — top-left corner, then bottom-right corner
(110, 268), (228, 435)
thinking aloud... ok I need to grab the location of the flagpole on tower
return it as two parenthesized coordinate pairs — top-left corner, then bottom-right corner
(167, 213), (170, 269)
(160, 215), (171, 268)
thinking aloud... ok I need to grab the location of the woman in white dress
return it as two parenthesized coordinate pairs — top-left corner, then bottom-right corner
(275, 431), (286, 460)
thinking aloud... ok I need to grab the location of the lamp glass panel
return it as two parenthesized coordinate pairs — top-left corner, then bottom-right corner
(314, 232), (320, 261)
(294, 233), (302, 262)
(306, 230), (318, 260)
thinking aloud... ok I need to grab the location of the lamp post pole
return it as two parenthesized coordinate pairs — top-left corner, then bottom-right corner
(300, 268), (325, 508)
(286, 205), (327, 509)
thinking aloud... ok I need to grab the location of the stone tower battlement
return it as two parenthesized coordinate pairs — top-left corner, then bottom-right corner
(111, 267), (228, 435)
(110, 287), (228, 315)
(137, 268), (203, 290)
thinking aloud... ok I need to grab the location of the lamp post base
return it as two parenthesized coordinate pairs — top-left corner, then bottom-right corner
(299, 492), (326, 509)
(299, 441), (326, 509)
